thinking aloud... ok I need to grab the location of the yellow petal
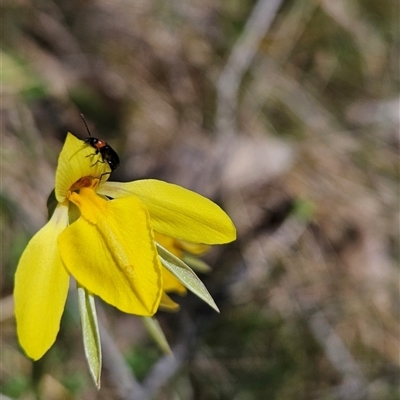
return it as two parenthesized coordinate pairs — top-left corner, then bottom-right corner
(14, 203), (70, 360)
(55, 133), (111, 203)
(162, 267), (187, 295)
(58, 188), (162, 315)
(97, 180), (236, 244)
(153, 232), (182, 258)
(178, 240), (209, 255)
(158, 292), (180, 312)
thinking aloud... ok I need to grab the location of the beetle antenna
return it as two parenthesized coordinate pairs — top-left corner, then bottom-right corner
(80, 113), (92, 137)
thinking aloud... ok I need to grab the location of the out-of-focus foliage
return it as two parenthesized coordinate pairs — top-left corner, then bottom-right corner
(1, 0), (398, 399)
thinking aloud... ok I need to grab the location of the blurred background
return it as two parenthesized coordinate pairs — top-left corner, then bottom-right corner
(1, 0), (399, 399)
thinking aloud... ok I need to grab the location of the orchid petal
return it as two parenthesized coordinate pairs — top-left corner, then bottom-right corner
(162, 267), (187, 295)
(55, 133), (110, 203)
(157, 243), (219, 312)
(14, 203), (70, 360)
(158, 293), (180, 312)
(98, 180), (236, 244)
(58, 188), (162, 315)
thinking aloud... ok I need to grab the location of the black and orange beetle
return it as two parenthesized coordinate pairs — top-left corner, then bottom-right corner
(80, 114), (120, 172)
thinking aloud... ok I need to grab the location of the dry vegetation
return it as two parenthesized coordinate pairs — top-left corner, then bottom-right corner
(1, 0), (399, 399)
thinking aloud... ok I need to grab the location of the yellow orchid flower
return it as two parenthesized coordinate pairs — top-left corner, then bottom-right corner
(14, 133), (236, 361)
(154, 232), (211, 312)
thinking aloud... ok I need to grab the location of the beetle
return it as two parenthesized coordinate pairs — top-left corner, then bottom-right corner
(80, 114), (120, 172)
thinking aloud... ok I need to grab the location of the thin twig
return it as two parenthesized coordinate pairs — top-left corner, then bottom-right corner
(142, 343), (187, 398)
(98, 313), (148, 400)
(141, 311), (197, 398)
(216, 0), (284, 137)
(309, 312), (368, 400)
